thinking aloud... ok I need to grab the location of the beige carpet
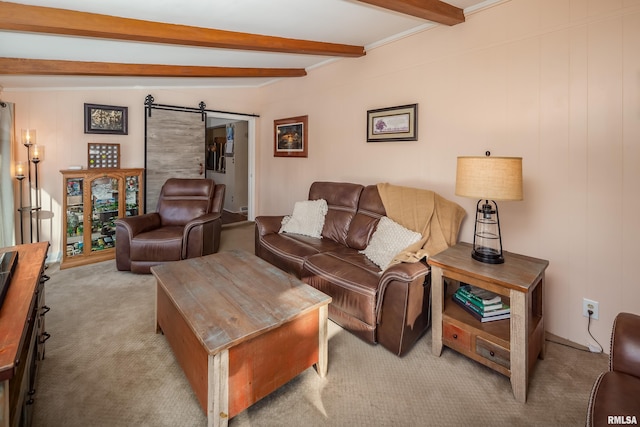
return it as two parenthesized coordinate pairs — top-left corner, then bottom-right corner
(32, 221), (606, 426)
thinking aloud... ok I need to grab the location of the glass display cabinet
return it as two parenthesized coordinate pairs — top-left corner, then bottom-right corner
(60, 168), (144, 269)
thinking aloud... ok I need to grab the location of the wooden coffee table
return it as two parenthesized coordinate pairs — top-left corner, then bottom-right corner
(151, 249), (331, 427)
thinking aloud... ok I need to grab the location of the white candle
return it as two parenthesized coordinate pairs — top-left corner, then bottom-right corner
(16, 161), (24, 178)
(21, 129), (36, 145)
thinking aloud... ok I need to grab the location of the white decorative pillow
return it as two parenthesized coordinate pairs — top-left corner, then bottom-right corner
(359, 216), (422, 270)
(279, 199), (328, 238)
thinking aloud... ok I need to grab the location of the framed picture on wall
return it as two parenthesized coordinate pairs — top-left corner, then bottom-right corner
(87, 142), (120, 169)
(84, 103), (128, 135)
(366, 103), (417, 142)
(274, 115), (308, 158)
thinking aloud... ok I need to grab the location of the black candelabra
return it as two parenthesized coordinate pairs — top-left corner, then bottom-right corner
(15, 129), (43, 244)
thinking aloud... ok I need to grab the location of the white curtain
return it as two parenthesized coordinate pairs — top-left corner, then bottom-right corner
(0, 102), (16, 248)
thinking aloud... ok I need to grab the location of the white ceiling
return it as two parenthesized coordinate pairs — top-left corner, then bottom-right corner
(0, 0), (499, 90)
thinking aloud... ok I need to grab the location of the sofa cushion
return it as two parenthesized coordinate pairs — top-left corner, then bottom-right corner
(326, 245), (382, 274)
(156, 179), (215, 227)
(279, 199), (328, 238)
(346, 185), (386, 250)
(360, 216), (422, 270)
(130, 226), (183, 261)
(302, 251), (380, 327)
(309, 182), (363, 246)
(259, 232), (344, 276)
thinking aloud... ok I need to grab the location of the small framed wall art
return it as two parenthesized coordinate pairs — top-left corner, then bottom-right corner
(274, 115), (308, 158)
(366, 103), (418, 142)
(88, 143), (120, 169)
(84, 103), (128, 135)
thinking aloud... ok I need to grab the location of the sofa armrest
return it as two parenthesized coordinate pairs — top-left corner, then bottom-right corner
(255, 215), (285, 236)
(115, 213), (161, 238)
(375, 261), (431, 356)
(376, 261), (430, 320)
(610, 312), (640, 378)
(380, 261), (430, 283)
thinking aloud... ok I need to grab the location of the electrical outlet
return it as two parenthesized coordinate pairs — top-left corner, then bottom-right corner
(583, 298), (599, 320)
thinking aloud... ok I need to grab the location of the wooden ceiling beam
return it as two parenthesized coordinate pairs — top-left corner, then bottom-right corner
(356, 0), (464, 26)
(0, 1), (365, 57)
(0, 57), (308, 78)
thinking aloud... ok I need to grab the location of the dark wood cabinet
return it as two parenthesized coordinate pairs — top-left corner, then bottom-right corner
(0, 242), (49, 427)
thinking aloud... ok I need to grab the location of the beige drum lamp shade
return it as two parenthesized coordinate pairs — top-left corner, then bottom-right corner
(455, 156), (523, 201)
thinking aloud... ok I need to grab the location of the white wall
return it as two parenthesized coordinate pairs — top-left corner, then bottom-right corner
(4, 0), (639, 349)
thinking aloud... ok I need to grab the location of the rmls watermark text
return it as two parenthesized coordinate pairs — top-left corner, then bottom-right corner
(608, 415), (638, 425)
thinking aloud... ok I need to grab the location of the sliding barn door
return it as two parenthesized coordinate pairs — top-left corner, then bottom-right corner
(145, 109), (205, 212)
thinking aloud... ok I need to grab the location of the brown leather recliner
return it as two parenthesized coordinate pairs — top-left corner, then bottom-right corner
(586, 312), (640, 426)
(115, 178), (225, 274)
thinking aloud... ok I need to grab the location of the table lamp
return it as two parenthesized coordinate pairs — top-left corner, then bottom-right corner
(455, 153), (523, 264)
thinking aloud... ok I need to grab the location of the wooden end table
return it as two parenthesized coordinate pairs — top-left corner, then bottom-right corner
(429, 242), (549, 403)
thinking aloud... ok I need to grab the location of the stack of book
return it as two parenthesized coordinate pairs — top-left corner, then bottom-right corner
(452, 284), (511, 322)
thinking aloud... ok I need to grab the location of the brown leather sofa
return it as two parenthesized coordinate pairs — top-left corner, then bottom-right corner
(255, 181), (440, 356)
(586, 312), (640, 426)
(115, 178), (225, 274)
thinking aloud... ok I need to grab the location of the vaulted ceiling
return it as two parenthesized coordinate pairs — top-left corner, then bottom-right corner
(0, 0), (499, 89)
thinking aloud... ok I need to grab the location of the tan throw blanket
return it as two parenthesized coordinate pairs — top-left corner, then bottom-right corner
(377, 183), (466, 265)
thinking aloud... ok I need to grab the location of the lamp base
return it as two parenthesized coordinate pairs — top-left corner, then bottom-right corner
(472, 246), (504, 264)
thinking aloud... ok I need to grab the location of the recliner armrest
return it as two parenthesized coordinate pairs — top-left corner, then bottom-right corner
(183, 212), (222, 236)
(255, 215), (285, 236)
(180, 212), (223, 259)
(611, 312), (640, 378)
(376, 260), (430, 322)
(115, 213), (161, 238)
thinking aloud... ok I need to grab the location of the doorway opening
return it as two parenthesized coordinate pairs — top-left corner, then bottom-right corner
(205, 113), (256, 225)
